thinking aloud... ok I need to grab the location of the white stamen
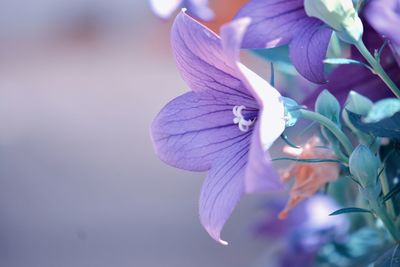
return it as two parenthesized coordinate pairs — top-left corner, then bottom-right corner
(232, 105), (255, 132)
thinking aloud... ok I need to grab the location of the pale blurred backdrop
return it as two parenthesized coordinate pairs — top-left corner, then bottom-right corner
(0, 1), (271, 266)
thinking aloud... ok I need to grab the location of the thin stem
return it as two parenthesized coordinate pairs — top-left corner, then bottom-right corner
(380, 170), (396, 219)
(371, 201), (400, 242)
(355, 40), (400, 99)
(299, 109), (354, 157)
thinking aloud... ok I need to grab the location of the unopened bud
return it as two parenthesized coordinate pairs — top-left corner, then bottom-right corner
(316, 90), (341, 126)
(304, 0), (363, 44)
(345, 91), (373, 116)
(349, 145), (380, 189)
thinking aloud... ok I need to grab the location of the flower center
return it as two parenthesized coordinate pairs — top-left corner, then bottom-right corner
(232, 105), (257, 132)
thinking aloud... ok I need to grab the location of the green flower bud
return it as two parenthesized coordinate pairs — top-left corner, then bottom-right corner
(315, 90), (341, 145)
(344, 91), (373, 116)
(304, 0), (363, 44)
(315, 90), (341, 126)
(349, 145), (380, 189)
(282, 97), (300, 127)
(343, 91), (375, 146)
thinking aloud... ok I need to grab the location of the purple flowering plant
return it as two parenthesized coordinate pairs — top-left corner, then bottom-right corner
(150, 0), (400, 265)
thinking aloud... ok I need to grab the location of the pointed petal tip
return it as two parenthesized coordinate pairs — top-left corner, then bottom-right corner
(205, 227), (229, 245)
(218, 239), (229, 246)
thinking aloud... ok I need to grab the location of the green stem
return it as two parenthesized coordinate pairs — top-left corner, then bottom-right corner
(355, 40), (400, 99)
(380, 168), (396, 219)
(299, 109), (354, 157)
(371, 201), (400, 242)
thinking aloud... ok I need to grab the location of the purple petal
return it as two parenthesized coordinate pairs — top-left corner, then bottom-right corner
(234, 0), (306, 48)
(244, 123), (283, 193)
(365, 0), (400, 46)
(151, 92), (253, 171)
(303, 62), (395, 107)
(289, 20), (332, 84)
(199, 138), (250, 244)
(221, 18), (285, 192)
(185, 0), (215, 21)
(234, 0), (331, 83)
(172, 11), (256, 107)
(149, 0), (183, 19)
(303, 24), (398, 107)
(389, 43), (400, 66)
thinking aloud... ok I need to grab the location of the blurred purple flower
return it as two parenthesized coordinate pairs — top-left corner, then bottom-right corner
(151, 12), (287, 244)
(256, 195), (348, 267)
(149, 0), (214, 20)
(303, 23), (398, 107)
(365, 0), (400, 66)
(234, 0), (332, 84)
(365, 0), (400, 46)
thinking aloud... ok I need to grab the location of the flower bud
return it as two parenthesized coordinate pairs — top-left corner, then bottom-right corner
(304, 0), (363, 44)
(344, 91), (373, 116)
(315, 90), (341, 144)
(343, 91), (375, 145)
(349, 145), (380, 189)
(282, 97), (300, 127)
(315, 90), (341, 126)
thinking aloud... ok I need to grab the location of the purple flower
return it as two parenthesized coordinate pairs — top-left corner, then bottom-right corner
(149, 0), (214, 20)
(234, 0), (332, 84)
(303, 23), (398, 107)
(151, 12), (287, 244)
(365, 0), (400, 46)
(256, 195), (349, 267)
(365, 0), (400, 66)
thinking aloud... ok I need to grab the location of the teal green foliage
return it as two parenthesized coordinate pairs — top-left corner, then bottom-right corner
(347, 110), (400, 139)
(315, 90), (344, 155)
(282, 97), (301, 127)
(250, 46), (292, 70)
(317, 228), (388, 267)
(380, 143), (400, 215)
(365, 99), (400, 123)
(324, 58), (372, 71)
(304, 0), (363, 44)
(373, 244), (400, 267)
(343, 91), (376, 146)
(344, 91), (373, 116)
(330, 207), (371, 216)
(316, 90), (341, 127)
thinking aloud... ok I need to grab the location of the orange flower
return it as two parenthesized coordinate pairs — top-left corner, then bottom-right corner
(278, 136), (340, 219)
(204, 0), (249, 32)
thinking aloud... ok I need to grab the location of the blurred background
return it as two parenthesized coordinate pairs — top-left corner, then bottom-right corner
(0, 1), (273, 266)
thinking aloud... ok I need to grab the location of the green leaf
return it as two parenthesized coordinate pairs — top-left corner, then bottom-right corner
(373, 244), (400, 267)
(324, 58), (373, 71)
(329, 207), (371, 216)
(316, 90), (341, 126)
(344, 91), (373, 116)
(380, 143), (400, 214)
(365, 98), (400, 123)
(315, 90), (342, 146)
(383, 184), (400, 203)
(318, 227), (387, 267)
(347, 110), (400, 139)
(280, 133), (300, 148)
